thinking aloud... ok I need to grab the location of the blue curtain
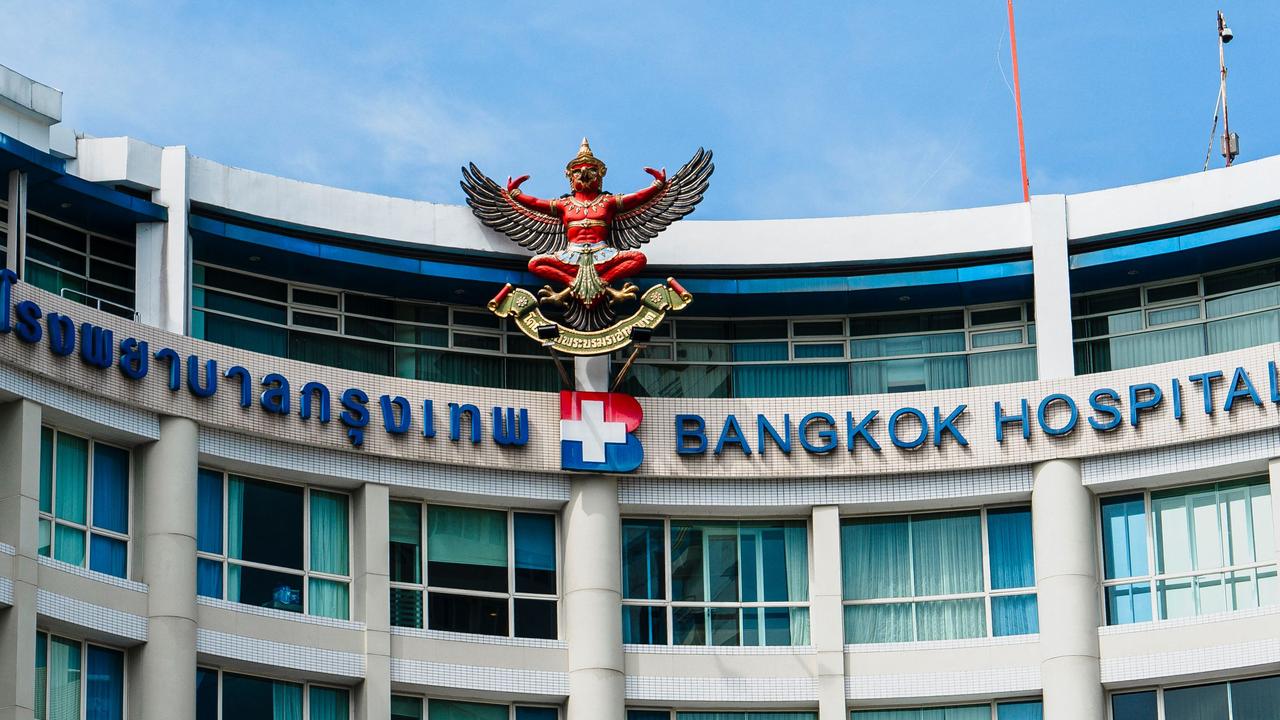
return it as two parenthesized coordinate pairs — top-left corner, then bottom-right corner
(85, 646), (124, 720)
(842, 518), (911, 600)
(987, 508), (1034, 590)
(1110, 691), (1157, 720)
(197, 469), (223, 555)
(733, 342), (788, 361)
(733, 363), (848, 398)
(622, 520), (665, 600)
(1163, 682), (1229, 720)
(91, 444), (129, 534)
(679, 714), (817, 720)
(196, 668), (218, 720)
(39, 427), (53, 513)
(34, 632), (47, 720)
(515, 708), (559, 720)
(197, 558), (223, 599)
(428, 699), (508, 720)
(991, 594), (1039, 636)
(514, 513), (556, 573)
(88, 534), (127, 578)
(1229, 674), (1280, 720)
(1100, 495), (1148, 580)
(308, 686), (348, 720)
(995, 702), (1042, 720)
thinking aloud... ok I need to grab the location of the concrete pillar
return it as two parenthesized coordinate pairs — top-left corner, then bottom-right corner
(354, 483), (391, 720)
(135, 416), (199, 720)
(811, 505), (846, 720)
(1031, 459), (1104, 720)
(6, 169), (27, 274)
(0, 399), (42, 720)
(136, 146), (189, 332)
(564, 356), (624, 720)
(1029, 194), (1075, 380)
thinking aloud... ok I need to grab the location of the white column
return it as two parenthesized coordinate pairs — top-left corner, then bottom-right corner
(563, 355), (624, 720)
(1032, 459), (1104, 720)
(135, 416), (199, 720)
(6, 170), (27, 274)
(1029, 194), (1075, 380)
(354, 483), (391, 720)
(812, 505), (846, 720)
(0, 399), (42, 720)
(136, 146), (190, 332)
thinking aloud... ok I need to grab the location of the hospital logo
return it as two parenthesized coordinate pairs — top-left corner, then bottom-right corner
(560, 391), (644, 473)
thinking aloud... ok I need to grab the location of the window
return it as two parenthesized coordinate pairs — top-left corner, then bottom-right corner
(391, 696), (558, 719)
(618, 303), (1036, 400)
(621, 519), (810, 646)
(1111, 674), (1280, 719)
(25, 212), (135, 318)
(38, 429), (130, 578)
(1100, 477), (1276, 625)
(841, 507), (1037, 643)
(196, 668), (349, 720)
(196, 469), (351, 619)
(388, 501), (558, 639)
(1073, 260), (1280, 374)
(851, 700), (1042, 719)
(624, 707), (814, 712)
(34, 631), (124, 720)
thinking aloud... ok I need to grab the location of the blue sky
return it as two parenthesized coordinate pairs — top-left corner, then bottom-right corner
(6, 2), (1279, 220)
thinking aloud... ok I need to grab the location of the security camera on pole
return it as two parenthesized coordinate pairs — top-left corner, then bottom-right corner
(1218, 10), (1239, 166)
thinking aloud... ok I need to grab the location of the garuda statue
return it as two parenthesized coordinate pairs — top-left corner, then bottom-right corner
(462, 139), (712, 332)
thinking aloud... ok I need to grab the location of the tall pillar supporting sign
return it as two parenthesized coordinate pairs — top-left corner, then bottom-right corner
(6, 170), (27, 274)
(1032, 458), (1105, 719)
(563, 355), (625, 720)
(0, 399), (42, 720)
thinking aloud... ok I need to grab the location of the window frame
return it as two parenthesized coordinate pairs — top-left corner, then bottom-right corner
(387, 499), (562, 640)
(37, 427), (132, 578)
(25, 209), (136, 318)
(848, 699), (1044, 718)
(1106, 671), (1280, 720)
(196, 468), (353, 619)
(1096, 474), (1276, 625)
(390, 694), (561, 719)
(34, 630), (127, 720)
(839, 504), (1038, 644)
(196, 665), (351, 720)
(620, 516), (813, 647)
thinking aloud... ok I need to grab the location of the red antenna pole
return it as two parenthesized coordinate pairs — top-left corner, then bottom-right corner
(1007, 0), (1030, 202)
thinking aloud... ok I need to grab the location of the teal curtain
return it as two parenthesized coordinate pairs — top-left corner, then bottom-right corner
(1163, 682), (1228, 720)
(853, 706), (989, 720)
(308, 686), (348, 720)
(969, 348), (1036, 387)
(842, 518), (911, 600)
(679, 714), (817, 720)
(1230, 674), (1280, 719)
(733, 363), (849, 398)
(54, 433), (88, 525)
(427, 506), (507, 567)
(390, 695), (423, 720)
(915, 598), (985, 640)
(228, 477), (245, 559)
(310, 491), (350, 576)
(308, 578), (350, 620)
(991, 594), (1039, 636)
(427, 699), (508, 720)
(34, 632), (47, 720)
(53, 525), (85, 567)
(39, 427), (52, 513)
(845, 603), (913, 644)
(389, 500), (423, 584)
(1108, 325), (1204, 370)
(924, 356), (967, 390)
(48, 636), (80, 720)
(912, 513), (983, 596)
(271, 681), (303, 720)
(1207, 309), (1280, 353)
(995, 701), (1041, 720)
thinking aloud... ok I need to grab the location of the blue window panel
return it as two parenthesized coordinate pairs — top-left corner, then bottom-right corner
(623, 606), (667, 645)
(992, 594), (1039, 636)
(197, 558), (223, 599)
(85, 645), (124, 720)
(89, 534), (127, 578)
(733, 363), (849, 398)
(196, 668), (218, 720)
(91, 444), (129, 534)
(1101, 495), (1149, 580)
(1230, 674), (1280, 718)
(1105, 582), (1153, 625)
(1110, 691), (1157, 720)
(733, 341), (788, 362)
(628, 712), (669, 720)
(794, 343), (844, 359)
(516, 708), (559, 720)
(996, 701), (1043, 720)
(196, 469), (223, 555)
(622, 520), (665, 601)
(1164, 682), (1229, 720)
(514, 513), (556, 596)
(987, 507), (1035, 590)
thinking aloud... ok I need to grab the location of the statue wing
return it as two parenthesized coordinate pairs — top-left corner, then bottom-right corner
(610, 148), (714, 251)
(460, 163), (567, 254)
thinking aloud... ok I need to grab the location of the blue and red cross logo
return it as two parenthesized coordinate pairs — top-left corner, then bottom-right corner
(559, 391), (644, 473)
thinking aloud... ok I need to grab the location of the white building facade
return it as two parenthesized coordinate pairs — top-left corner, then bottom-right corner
(2, 63), (1280, 720)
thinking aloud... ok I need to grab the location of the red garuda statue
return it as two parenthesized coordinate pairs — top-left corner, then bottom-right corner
(462, 139), (712, 333)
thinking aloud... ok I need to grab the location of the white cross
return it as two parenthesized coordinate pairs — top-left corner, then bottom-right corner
(561, 399), (627, 463)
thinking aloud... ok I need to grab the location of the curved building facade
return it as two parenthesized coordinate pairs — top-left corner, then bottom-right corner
(3, 63), (1280, 720)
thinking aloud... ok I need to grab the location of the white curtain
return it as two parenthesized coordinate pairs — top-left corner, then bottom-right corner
(785, 524), (810, 644)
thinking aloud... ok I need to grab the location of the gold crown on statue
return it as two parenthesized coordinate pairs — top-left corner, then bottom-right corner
(564, 137), (607, 176)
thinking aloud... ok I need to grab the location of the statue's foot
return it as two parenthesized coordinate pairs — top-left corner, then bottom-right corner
(538, 285), (572, 307)
(606, 282), (639, 305)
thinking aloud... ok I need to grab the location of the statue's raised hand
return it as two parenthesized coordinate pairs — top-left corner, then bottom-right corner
(506, 175), (530, 193)
(644, 167), (667, 184)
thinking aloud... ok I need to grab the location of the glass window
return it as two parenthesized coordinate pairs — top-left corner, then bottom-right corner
(621, 519), (809, 647)
(389, 502), (558, 639)
(196, 668), (347, 720)
(26, 212), (135, 318)
(34, 631), (124, 720)
(196, 470), (351, 619)
(1100, 477), (1276, 625)
(852, 702), (1041, 719)
(388, 696), (557, 719)
(38, 428), (131, 578)
(1110, 691), (1156, 720)
(842, 508), (1037, 644)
